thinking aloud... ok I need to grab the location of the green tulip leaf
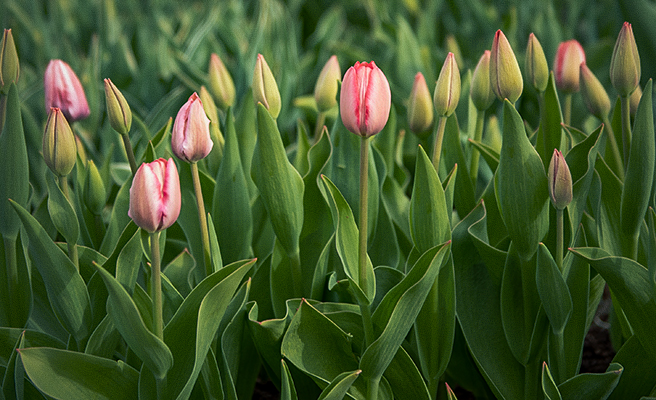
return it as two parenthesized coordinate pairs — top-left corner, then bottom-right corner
(557, 363), (622, 400)
(45, 173), (79, 245)
(541, 362), (563, 400)
(536, 244), (573, 334)
(317, 369), (362, 400)
(468, 138), (499, 172)
(442, 114), (476, 217)
(280, 359), (299, 400)
(604, 334), (656, 398)
(535, 73), (565, 170)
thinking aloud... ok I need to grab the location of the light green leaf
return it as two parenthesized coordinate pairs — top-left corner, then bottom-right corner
(317, 370), (362, 400)
(542, 362), (562, 400)
(99, 177), (131, 256)
(19, 347), (138, 399)
(162, 249), (195, 298)
(115, 226), (142, 294)
(207, 213), (224, 272)
(558, 363), (622, 400)
(468, 139), (499, 172)
(536, 244), (573, 334)
(535, 73), (564, 170)
(280, 359), (299, 400)
(442, 114), (476, 217)
(46, 173), (79, 245)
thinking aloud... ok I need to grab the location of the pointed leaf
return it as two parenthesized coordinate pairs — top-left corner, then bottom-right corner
(537, 244), (573, 334)
(542, 363), (563, 400)
(559, 363), (622, 400)
(45, 174), (79, 245)
(317, 369), (362, 400)
(280, 359), (299, 400)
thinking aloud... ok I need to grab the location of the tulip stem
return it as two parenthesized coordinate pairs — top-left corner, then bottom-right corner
(620, 95), (632, 169)
(556, 208), (564, 272)
(432, 116), (447, 173)
(602, 116), (624, 179)
(120, 132), (139, 176)
(4, 236), (18, 326)
(191, 162), (213, 278)
(563, 94), (572, 126)
(150, 231), (163, 340)
(469, 110), (485, 186)
(59, 175), (79, 270)
(359, 136), (375, 349)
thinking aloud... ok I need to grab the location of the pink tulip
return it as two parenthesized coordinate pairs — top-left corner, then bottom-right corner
(128, 158), (181, 233)
(44, 59), (90, 122)
(339, 61), (391, 137)
(554, 40), (586, 93)
(171, 92), (213, 163)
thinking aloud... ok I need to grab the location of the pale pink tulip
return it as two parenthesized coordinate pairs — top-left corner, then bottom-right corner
(44, 59), (90, 122)
(171, 92), (213, 163)
(128, 158), (181, 233)
(339, 61), (391, 137)
(554, 40), (586, 93)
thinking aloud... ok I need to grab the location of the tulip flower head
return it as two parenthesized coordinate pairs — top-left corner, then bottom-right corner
(253, 54), (281, 118)
(525, 33), (549, 93)
(208, 53), (236, 111)
(579, 63), (611, 119)
(610, 22), (641, 97)
(470, 50), (495, 111)
(314, 55), (341, 112)
(44, 59), (90, 122)
(433, 52), (461, 117)
(172, 92), (213, 163)
(104, 78), (132, 135)
(407, 72), (434, 134)
(43, 107), (77, 177)
(490, 30), (523, 103)
(554, 40), (586, 93)
(548, 149), (573, 210)
(128, 158), (181, 233)
(0, 29), (20, 94)
(340, 61), (391, 137)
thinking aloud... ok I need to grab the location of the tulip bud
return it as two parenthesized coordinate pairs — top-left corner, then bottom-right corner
(104, 78), (132, 135)
(44, 59), (90, 122)
(433, 52), (461, 117)
(407, 72), (434, 134)
(629, 84), (642, 117)
(0, 29), (20, 94)
(43, 108), (77, 176)
(172, 92), (213, 163)
(579, 63), (611, 119)
(314, 55), (341, 112)
(208, 53), (236, 111)
(470, 50), (495, 111)
(199, 85), (225, 166)
(128, 158), (181, 233)
(340, 61), (391, 137)
(525, 33), (549, 92)
(610, 22), (641, 97)
(554, 40), (586, 94)
(548, 149), (573, 210)
(490, 30), (523, 103)
(83, 160), (106, 215)
(252, 54), (281, 118)
(75, 134), (87, 165)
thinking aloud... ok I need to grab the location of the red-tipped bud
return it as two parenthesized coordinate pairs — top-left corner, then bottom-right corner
(548, 149), (573, 210)
(554, 40), (586, 93)
(172, 92), (213, 163)
(339, 61), (391, 137)
(610, 22), (641, 97)
(44, 59), (90, 122)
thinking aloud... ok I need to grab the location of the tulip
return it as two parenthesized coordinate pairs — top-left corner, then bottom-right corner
(44, 59), (90, 122)
(43, 108), (77, 177)
(253, 54), (281, 118)
(579, 63), (611, 119)
(172, 92), (213, 163)
(470, 50), (495, 112)
(83, 160), (106, 216)
(340, 61), (391, 137)
(525, 33), (549, 93)
(553, 40), (586, 94)
(314, 55), (341, 112)
(610, 22), (640, 98)
(548, 149), (572, 211)
(490, 30), (523, 103)
(407, 72), (434, 135)
(433, 52), (461, 117)
(629, 84), (642, 117)
(208, 53), (236, 111)
(0, 29), (20, 94)
(128, 158), (181, 233)
(103, 78), (132, 135)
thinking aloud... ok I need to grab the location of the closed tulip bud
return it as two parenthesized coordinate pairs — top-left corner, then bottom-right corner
(554, 40), (586, 93)
(44, 59), (90, 122)
(525, 33), (549, 92)
(408, 72), (434, 134)
(75, 134), (87, 165)
(579, 63), (611, 119)
(172, 92), (213, 163)
(340, 61), (391, 137)
(128, 158), (181, 233)
(104, 78), (132, 135)
(208, 53), (235, 111)
(0, 29), (20, 94)
(548, 149), (573, 210)
(490, 30), (523, 103)
(610, 22), (641, 97)
(199, 86), (225, 163)
(43, 108), (77, 176)
(433, 52), (461, 117)
(252, 54), (281, 118)
(629, 84), (642, 117)
(314, 55), (341, 112)
(83, 160), (106, 215)
(470, 50), (495, 111)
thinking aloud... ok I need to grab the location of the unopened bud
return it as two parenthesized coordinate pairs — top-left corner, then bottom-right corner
(84, 160), (106, 215)
(0, 29), (20, 94)
(43, 108), (77, 176)
(629, 84), (642, 117)
(610, 22), (641, 97)
(579, 63), (611, 119)
(554, 40), (586, 93)
(314, 55), (341, 112)
(253, 54), (281, 118)
(408, 72), (434, 134)
(525, 33), (548, 92)
(208, 53), (236, 111)
(548, 149), (573, 210)
(490, 30), (523, 103)
(470, 50), (495, 111)
(104, 78), (132, 135)
(433, 52), (460, 117)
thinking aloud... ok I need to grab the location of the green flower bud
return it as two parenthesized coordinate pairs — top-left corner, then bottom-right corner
(0, 29), (19, 94)
(103, 78), (132, 135)
(525, 33), (549, 92)
(253, 53), (281, 118)
(208, 53), (236, 111)
(490, 29), (523, 103)
(407, 72), (433, 135)
(579, 63), (611, 119)
(470, 50), (495, 111)
(629, 84), (642, 118)
(314, 55), (341, 112)
(610, 22), (640, 97)
(433, 52), (461, 117)
(548, 149), (573, 210)
(199, 85), (225, 166)
(84, 160), (106, 215)
(43, 108), (77, 177)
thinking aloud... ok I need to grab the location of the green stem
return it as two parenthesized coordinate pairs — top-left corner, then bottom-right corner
(4, 237), (18, 326)
(556, 208), (564, 272)
(121, 132), (139, 176)
(552, 330), (567, 384)
(563, 94), (572, 126)
(602, 116), (624, 179)
(290, 251), (303, 298)
(366, 376), (380, 400)
(620, 95), (632, 170)
(359, 136), (370, 296)
(59, 175), (79, 270)
(469, 110), (485, 185)
(150, 231), (163, 340)
(314, 111), (326, 142)
(191, 162), (213, 278)
(0, 94), (7, 134)
(93, 214), (105, 249)
(432, 116), (447, 173)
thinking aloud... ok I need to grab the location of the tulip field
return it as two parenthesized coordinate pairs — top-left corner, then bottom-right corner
(2, 0), (656, 399)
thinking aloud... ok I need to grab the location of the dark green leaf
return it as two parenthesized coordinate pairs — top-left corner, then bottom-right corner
(537, 244), (573, 334)
(45, 173), (79, 245)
